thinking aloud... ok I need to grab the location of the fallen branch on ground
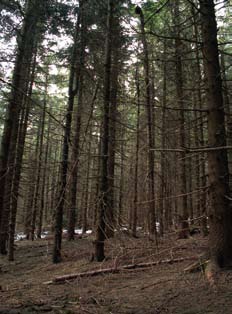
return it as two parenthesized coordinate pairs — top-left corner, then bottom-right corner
(141, 278), (174, 290)
(44, 256), (198, 284)
(184, 259), (209, 273)
(184, 253), (210, 273)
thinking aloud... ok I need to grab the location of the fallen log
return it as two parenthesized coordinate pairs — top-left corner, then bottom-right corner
(44, 256), (198, 285)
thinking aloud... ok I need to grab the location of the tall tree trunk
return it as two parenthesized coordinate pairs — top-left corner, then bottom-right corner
(118, 121), (125, 228)
(30, 77), (47, 241)
(136, 6), (157, 238)
(68, 7), (86, 240)
(52, 8), (81, 263)
(37, 71), (49, 239)
(174, 0), (189, 238)
(95, 0), (114, 262)
(93, 137), (102, 227)
(159, 39), (167, 236)
(105, 47), (119, 238)
(199, 0), (232, 267)
(24, 162), (37, 239)
(191, 4), (208, 235)
(221, 52), (232, 191)
(132, 67), (140, 238)
(0, 0), (45, 254)
(193, 92), (201, 218)
(8, 49), (37, 260)
(29, 122), (40, 239)
(44, 111), (52, 225)
(82, 136), (92, 233)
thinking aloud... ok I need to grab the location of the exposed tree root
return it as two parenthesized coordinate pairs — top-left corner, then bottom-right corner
(204, 260), (220, 290)
(184, 255), (220, 290)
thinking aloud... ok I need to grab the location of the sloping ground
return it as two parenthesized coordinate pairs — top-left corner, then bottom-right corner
(0, 232), (232, 314)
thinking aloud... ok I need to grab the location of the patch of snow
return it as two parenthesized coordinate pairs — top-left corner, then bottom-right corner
(120, 227), (128, 231)
(75, 229), (83, 235)
(15, 233), (27, 241)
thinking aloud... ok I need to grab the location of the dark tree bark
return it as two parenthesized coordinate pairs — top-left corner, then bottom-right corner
(191, 4), (208, 236)
(30, 78), (47, 241)
(221, 52), (232, 192)
(0, 0), (46, 254)
(132, 67), (140, 238)
(43, 111), (52, 225)
(199, 0), (232, 267)
(52, 8), (82, 262)
(118, 120), (125, 228)
(105, 44), (120, 238)
(24, 164), (37, 239)
(95, 0), (114, 262)
(93, 137), (102, 227)
(37, 71), (49, 239)
(136, 6), (157, 237)
(8, 49), (37, 260)
(173, 0), (189, 239)
(159, 39), (167, 236)
(68, 0), (87, 241)
(30, 115), (42, 240)
(82, 137), (92, 234)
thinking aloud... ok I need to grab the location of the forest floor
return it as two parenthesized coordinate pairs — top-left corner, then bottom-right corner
(1, 231), (232, 314)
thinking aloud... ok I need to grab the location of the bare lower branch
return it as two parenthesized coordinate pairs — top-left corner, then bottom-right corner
(150, 146), (232, 153)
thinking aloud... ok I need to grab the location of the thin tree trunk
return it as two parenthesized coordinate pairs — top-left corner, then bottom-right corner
(174, 0), (189, 238)
(193, 92), (201, 219)
(132, 67), (140, 237)
(105, 47), (119, 238)
(44, 112), (52, 225)
(118, 123), (124, 227)
(93, 138), (101, 227)
(30, 117), (42, 240)
(68, 63), (85, 239)
(24, 164), (37, 239)
(82, 137), (92, 233)
(37, 71), (49, 239)
(159, 39), (167, 236)
(30, 78), (47, 241)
